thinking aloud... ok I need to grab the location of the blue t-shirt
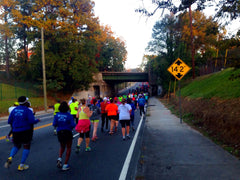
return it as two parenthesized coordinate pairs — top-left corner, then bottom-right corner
(138, 98), (146, 106)
(8, 105), (39, 132)
(128, 103), (136, 116)
(53, 112), (76, 132)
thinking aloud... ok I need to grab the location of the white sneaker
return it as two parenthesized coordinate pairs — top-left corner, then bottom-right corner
(62, 164), (70, 171)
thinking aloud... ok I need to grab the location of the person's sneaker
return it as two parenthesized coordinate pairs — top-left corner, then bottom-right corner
(56, 158), (62, 169)
(75, 146), (80, 154)
(18, 164), (29, 171)
(54, 129), (57, 135)
(4, 157), (12, 168)
(5, 135), (10, 142)
(123, 137), (126, 141)
(62, 164), (70, 171)
(85, 147), (91, 152)
(127, 135), (131, 139)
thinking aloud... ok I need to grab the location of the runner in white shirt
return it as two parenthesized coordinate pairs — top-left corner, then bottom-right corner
(118, 98), (132, 141)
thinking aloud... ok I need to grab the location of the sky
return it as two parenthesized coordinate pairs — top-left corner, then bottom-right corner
(93, 0), (240, 69)
(93, 0), (162, 69)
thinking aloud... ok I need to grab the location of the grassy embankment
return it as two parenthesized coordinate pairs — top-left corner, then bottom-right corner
(0, 83), (64, 117)
(162, 68), (240, 157)
(181, 68), (240, 99)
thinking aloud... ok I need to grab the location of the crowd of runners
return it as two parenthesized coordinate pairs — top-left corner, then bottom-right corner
(3, 85), (149, 172)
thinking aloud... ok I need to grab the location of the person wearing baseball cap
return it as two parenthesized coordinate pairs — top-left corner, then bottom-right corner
(4, 96), (40, 171)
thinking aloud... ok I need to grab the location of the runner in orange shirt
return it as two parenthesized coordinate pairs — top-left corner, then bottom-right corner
(105, 98), (118, 135)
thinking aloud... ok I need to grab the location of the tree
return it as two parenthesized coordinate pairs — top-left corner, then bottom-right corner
(0, 0), (17, 79)
(0, 0), (127, 92)
(136, 0), (240, 20)
(136, 0), (239, 78)
(27, 0), (100, 91)
(144, 10), (224, 92)
(93, 25), (127, 72)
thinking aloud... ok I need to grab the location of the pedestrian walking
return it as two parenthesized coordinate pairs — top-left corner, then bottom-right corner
(52, 101), (76, 171)
(4, 96), (40, 171)
(90, 98), (101, 141)
(6, 102), (19, 142)
(118, 99), (132, 140)
(75, 99), (93, 153)
(100, 97), (109, 132)
(105, 98), (118, 135)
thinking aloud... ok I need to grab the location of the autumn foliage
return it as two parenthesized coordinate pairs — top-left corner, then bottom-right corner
(0, 0), (127, 92)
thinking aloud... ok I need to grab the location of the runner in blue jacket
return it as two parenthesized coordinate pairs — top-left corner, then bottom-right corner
(4, 96), (40, 171)
(53, 101), (76, 171)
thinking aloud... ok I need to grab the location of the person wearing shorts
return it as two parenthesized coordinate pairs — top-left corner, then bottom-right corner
(105, 98), (118, 135)
(4, 96), (40, 171)
(53, 101), (76, 171)
(75, 99), (93, 153)
(90, 98), (101, 141)
(69, 98), (79, 124)
(118, 98), (132, 140)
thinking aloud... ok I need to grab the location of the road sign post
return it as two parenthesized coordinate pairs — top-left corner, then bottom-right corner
(167, 58), (191, 123)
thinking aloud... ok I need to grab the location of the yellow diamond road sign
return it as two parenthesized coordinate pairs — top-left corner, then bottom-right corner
(167, 58), (191, 80)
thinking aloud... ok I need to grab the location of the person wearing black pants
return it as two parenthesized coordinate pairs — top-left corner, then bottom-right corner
(137, 95), (146, 116)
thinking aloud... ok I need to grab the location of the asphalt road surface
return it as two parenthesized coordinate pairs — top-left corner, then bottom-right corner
(0, 110), (145, 180)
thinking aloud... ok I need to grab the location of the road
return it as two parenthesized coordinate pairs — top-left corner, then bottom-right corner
(0, 110), (145, 180)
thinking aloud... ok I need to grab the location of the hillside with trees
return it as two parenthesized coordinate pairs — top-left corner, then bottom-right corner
(0, 0), (127, 93)
(138, 0), (239, 94)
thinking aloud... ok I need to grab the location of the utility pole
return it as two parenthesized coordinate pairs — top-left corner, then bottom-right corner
(41, 27), (47, 112)
(189, 5), (195, 79)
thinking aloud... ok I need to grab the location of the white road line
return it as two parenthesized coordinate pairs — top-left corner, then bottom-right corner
(0, 125), (10, 129)
(73, 133), (79, 138)
(119, 115), (144, 180)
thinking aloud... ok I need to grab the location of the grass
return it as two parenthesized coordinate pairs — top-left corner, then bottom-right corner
(0, 81), (58, 116)
(181, 68), (240, 99)
(0, 97), (56, 116)
(0, 83), (41, 100)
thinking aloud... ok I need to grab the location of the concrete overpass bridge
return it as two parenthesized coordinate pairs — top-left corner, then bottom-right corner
(74, 71), (157, 99)
(102, 72), (148, 83)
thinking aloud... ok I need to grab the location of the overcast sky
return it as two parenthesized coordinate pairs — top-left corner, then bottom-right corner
(93, 0), (239, 69)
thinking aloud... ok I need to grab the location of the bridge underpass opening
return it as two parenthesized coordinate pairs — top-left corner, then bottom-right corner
(102, 72), (149, 96)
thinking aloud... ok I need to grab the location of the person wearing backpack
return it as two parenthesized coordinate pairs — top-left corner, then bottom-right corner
(90, 98), (101, 141)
